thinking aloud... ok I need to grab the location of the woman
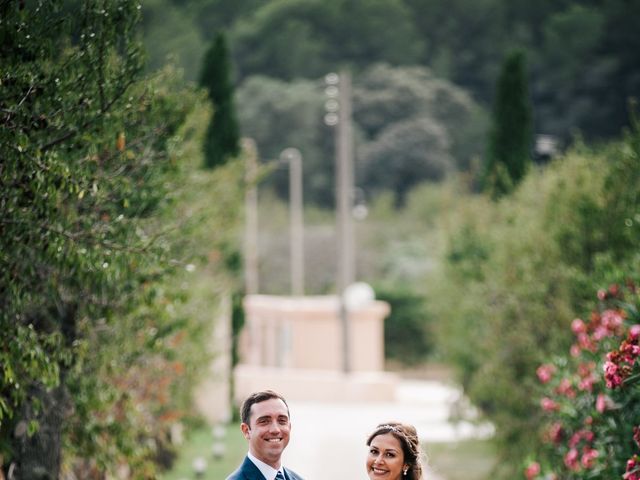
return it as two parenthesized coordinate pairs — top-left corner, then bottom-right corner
(366, 422), (424, 480)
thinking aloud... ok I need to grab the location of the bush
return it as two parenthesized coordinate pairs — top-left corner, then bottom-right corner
(525, 279), (640, 479)
(427, 122), (640, 477)
(376, 284), (433, 365)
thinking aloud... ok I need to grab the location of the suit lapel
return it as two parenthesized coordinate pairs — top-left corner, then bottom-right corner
(282, 467), (297, 480)
(241, 456), (267, 480)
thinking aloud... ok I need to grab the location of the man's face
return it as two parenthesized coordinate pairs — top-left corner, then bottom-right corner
(241, 397), (291, 468)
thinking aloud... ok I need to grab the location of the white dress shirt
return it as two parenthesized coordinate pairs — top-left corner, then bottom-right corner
(247, 451), (284, 480)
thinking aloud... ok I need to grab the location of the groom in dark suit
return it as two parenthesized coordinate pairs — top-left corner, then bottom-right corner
(226, 390), (304, 480)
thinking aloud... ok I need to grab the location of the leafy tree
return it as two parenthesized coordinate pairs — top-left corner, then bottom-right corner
(0, 2), (243, 477)
(482, 49), (532, 198)
(235, 75), (333, 205)
(428, 123), (640, 478)
(236, 64), (486, 208)
(359, 117), (452, 207)
(354, 63), (487, 204)
(230, 0), (423, 81)
(403, 0), (507, 102)
(140, 0), (206, 82)
(184, 0), (266, 42)
(533, 4), (607, 137)
(200, 32), (241, 169)
(140, 0), (640, 149)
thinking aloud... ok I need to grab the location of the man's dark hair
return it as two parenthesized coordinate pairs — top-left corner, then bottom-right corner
(240, 390), (290, 425)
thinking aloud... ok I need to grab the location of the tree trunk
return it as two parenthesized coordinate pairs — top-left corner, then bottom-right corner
(14, 383), (69, 479)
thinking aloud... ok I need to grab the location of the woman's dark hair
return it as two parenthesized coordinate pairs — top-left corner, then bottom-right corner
(366, 422), (423, 480)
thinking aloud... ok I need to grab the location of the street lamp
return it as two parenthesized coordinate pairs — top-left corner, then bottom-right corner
(243, 137), (259, 295)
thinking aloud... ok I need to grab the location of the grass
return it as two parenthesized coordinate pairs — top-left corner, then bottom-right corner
(159, 423), (246, 480)
(425, 439), (497, 480)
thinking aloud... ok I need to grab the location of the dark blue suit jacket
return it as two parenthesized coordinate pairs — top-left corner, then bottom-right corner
(226, 456), (304, 480)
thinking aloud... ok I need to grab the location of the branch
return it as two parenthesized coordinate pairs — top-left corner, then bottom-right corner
(0, 217), (177, 254)
(39, 78), (137, 153)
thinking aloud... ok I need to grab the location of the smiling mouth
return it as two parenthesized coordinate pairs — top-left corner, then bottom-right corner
(266, 438), (282, 443)
(371, 467), (388, 475)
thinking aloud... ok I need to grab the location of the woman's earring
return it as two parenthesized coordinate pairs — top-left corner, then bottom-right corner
(403, 467), (408, 476)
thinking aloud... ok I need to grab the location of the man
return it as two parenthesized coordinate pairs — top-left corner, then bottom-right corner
(226, 390), (304, 480)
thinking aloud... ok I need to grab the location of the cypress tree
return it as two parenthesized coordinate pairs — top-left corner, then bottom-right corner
(482, 49), (533, 199)
(200, 32), (241, 169)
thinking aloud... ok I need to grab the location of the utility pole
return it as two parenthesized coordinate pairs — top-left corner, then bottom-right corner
(280, 148), (305, 296)
(327, 70), (355, 373)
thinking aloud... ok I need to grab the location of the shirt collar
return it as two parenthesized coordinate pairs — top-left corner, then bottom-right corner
(247, 451), (283, 480)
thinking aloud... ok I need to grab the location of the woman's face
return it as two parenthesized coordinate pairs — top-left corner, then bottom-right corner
(366, 433), (408, 480)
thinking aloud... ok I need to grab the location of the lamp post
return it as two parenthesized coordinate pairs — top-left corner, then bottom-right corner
(280, 147), (305, 296)
(243, 138), (259, 295)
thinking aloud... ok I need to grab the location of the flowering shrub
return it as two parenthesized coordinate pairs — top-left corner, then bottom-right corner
(524, 281), (640, 479)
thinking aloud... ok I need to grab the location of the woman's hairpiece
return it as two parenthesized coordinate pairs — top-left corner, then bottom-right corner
(376, 424), (402, 434)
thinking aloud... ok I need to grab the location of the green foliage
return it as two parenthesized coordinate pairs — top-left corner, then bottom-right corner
(354, 63), (487, 204)
(427, 127), (640, 478)
(236, 64), (486, 207)
(524, 281), (640, 479)
(140, 0), (640, 148)
(230, 0), (423, 81)
(141, 0), (206, 82)
(1, 2), (244, 477)
(1, 0), (147, 421)
(406, 0), (507, 93)
(482, 49), (532, 199)
(360, 116), (452, 207)
(235, 75), (332, 205)
(376, 284), (434, 365)
(200, 32), (241, 169)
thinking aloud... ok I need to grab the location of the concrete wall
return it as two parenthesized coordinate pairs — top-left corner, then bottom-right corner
(235, 294), (396, 402)
(240, 294), (390, 371)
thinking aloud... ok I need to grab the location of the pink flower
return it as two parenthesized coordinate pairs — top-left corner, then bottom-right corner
(593, 325), (610, 341)
(564, 448), (580, 471)
(604, 359), (623, 389)
(630, 324), (640, 340)
(624, 455), (640, 480)
(621, 340), (640, 364)
(524, 462), (540, 480)
(545, 422), (564, 444)
(536, 364), (556, 383)
(556, 378), (576, 398)
(596, 393), (607, 413)
(570, 344), (581, 357)
(578, 362), (596, 377)
(569, 429), (594, 448)
(569, 432), (582, 448)
(597, 289), (607, 300)
(601, 309), (624, 331)
(634, 426), (640, 448)
(541, 397), (560, 412)
(578, 375), (595, 392)
(571, 318), (586, 334)
(581, 447), (599, 469)
(577, 333), (595, 352)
